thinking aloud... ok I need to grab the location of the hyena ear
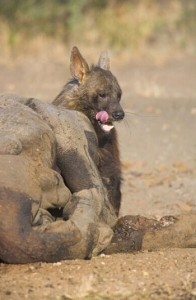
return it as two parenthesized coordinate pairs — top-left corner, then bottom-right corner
(98, 51), (110, 71)
(70, 46), (90, 83)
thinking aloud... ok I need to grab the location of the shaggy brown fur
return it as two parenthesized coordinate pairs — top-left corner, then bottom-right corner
(53, 47), (125, 215)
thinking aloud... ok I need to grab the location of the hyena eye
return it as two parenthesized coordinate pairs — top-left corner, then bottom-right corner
(98, 92), (106, 98)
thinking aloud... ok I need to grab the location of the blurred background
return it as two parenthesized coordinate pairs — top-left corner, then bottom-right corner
(0, 0), (195, 62)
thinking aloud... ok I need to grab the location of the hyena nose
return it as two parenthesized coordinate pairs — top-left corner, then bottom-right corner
(112, 110), (125, 120)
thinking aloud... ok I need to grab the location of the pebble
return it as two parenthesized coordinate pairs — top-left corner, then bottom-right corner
(142, 271), (149, 276)
(100, 253), (110, 258)
(53, 262), (62, 266)
(191, 289), (196, 296)
(190, 107), (196, 115)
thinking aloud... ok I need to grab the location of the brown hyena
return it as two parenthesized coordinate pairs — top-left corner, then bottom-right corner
(53, 47), (124, 216)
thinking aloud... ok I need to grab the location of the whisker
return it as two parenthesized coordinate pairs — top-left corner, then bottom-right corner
(117, 108), (160, 138)
(125, 109), (160, 118)
(124, 118), (132, 138)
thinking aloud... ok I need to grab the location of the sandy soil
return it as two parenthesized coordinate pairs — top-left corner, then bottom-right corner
(0, 52), (196, 299)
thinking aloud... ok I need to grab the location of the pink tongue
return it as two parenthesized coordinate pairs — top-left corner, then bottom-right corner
(96, 111), (109, 123)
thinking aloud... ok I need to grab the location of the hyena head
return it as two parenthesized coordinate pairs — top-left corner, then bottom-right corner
(54, 47), (125, 134)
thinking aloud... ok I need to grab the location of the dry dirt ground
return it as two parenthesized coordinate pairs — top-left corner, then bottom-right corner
(0, 51), (196, 299)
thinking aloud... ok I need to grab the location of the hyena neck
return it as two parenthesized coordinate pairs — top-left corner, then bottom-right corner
(100, 129), (120, 164)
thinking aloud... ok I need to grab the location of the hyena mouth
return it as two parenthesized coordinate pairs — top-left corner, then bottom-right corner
(96, 111), (114, 132)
